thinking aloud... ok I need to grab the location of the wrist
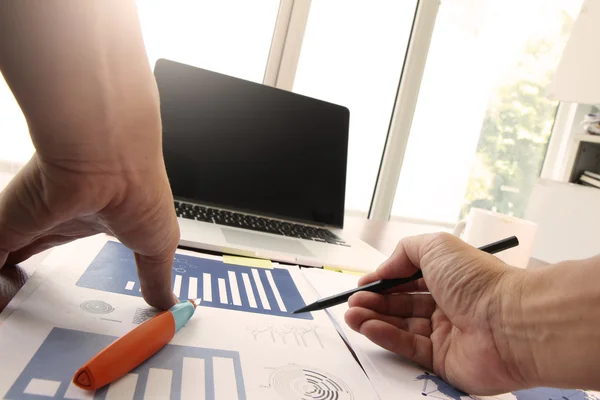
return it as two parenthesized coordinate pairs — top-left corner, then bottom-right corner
(33, 113), (163, 176)
(491, 267), (543, 388)
(2, 0), (162, 174)
(488, 267), (537, 388)
(495, 261), (600, 390)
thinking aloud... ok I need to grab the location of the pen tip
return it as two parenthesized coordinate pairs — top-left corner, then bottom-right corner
(291, 305), (312, 314)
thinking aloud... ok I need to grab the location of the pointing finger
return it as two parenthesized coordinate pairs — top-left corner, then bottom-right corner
(348, 291), (436, 318)
(105, 173), (180, 310)
(135, 251), (179, 310)
(358, 318), (433, 370)
(345, 306), (432, 337)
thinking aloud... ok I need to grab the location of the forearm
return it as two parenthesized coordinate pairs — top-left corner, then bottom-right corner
(0, 1), (160, 171)
(502, 257), (600, 390)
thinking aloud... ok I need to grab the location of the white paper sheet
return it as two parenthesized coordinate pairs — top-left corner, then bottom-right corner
(0, 236), (109, 324)
(301, 267), (600, 400)
(0, 235), (380, 399)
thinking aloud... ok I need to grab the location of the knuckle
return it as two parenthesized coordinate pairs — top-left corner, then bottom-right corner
(421, 232), (459, 259)
(426, 231), (457, 248)
(408, 333), (419, 359)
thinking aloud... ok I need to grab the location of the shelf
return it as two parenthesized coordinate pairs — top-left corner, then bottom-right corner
(575, 133), (600, 144)
(569, 138), (600, 182)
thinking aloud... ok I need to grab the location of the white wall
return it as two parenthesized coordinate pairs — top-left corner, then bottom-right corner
(525, 178), (600, 263)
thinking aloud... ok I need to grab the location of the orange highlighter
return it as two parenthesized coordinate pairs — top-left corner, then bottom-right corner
(72, 299), (200, 391)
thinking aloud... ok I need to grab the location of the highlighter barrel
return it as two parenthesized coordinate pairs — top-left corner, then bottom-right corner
(73, 299), (197, 391)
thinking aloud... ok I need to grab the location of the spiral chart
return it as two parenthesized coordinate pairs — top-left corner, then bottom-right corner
(269, 364), (354, 400)
(79, 300), (114, 314)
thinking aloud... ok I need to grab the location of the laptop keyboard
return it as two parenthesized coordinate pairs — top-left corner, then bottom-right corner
(174, 201), (349, 246)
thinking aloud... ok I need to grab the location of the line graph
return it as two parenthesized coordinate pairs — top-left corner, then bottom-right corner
(248, 323), (324, 348)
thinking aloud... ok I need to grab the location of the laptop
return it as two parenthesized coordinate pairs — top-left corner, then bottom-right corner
(153, 59), (387, 273)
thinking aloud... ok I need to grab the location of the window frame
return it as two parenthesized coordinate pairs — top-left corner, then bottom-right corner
(367, 0), (439, 221)
(263, 0), (311, 90)
(269, 0), (431, 220)
(5, 0), (574, 224)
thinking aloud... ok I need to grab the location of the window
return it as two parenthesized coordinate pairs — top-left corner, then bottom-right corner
(0, 1), (281, 168)
(292, 0), (418, 213)
(2, 0), (586, 223)
(136, 0), (280, 82)
(391, 0), (584, 223)
(0, 75), (34, 165)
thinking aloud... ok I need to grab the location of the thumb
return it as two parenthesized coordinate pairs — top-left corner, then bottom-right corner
(357, 234), (429, 287)
(0, 159), (51, 268)
(371, 232), (507, 300)
(357, 233), (473, 291)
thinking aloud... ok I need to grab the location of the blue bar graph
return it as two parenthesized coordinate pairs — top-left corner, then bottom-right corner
(5, 327), (246, 399)
(76, 241), (313, 320)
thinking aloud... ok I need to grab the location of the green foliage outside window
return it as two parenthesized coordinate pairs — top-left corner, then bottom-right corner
(461, 13), (576, 219)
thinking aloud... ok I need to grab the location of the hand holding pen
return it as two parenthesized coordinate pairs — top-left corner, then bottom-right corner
(343, 233), (529, 395)
(294, 236), (518, 313)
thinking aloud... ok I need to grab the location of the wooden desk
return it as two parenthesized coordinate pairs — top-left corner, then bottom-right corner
(0, 215), (443, 312)
(0, 195), (546, 313)
(343, 216), (549, 269)
(0, 166), (416, 312)
(343, 215), (450, 256)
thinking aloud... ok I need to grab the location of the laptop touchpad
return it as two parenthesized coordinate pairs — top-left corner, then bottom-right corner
(221, 228), (315, 258)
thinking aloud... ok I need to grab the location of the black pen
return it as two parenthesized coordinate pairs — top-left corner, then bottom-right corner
(292, 235), (519, 314)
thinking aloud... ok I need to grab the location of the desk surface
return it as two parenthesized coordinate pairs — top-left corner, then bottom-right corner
(0, 216), (412, 310)
(0, 169), (548, 312)
(1, 170), (417, 312)
(0, 215), (549, 313)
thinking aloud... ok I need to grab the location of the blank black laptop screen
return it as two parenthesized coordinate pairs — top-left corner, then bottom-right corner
(154, 59), (349, 228)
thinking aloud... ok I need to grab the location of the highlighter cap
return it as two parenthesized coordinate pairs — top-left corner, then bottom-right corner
(170, 300), (198, 332)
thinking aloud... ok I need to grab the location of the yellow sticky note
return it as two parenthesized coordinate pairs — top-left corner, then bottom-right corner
(323, 266), (365, 276)
(223, 255), (273, 269)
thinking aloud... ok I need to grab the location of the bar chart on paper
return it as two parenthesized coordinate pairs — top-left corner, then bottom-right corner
(75, 241), (312, 320)
(5, 327), (246, 400)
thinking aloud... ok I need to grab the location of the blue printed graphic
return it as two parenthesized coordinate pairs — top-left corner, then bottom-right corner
(76, 241), (312, 320)
(417, 372), (599, 400)
(6, 327), (246, 399)
(513, 388), (599, 400)
(417, 372), (469, 400)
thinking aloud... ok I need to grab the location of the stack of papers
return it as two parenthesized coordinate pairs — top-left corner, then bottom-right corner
(0, 236), (598, 400)
(0, 235), (378, 399)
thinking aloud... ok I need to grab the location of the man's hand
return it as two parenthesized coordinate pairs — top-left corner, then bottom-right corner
(0, 1), (179, 310)
(344, 233), (530, 395)
(0, 155), (180, 310)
